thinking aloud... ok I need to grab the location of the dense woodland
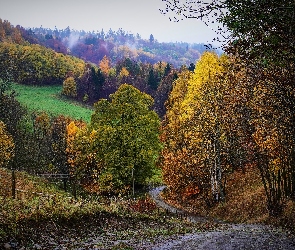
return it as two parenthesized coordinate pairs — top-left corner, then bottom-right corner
(0, 0), (295, 234)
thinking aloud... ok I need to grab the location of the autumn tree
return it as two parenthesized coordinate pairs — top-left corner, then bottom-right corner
(65, 120), (90, 183)
(161, 69), (196, 199)
(163, 0), (295, 215)
(249, 69), (295, 215)
(99, 55), (111, 76)
(0, 42), (85, 85)
(62, 76), (77, 98)
(119, 67), (130, 81)
(51, 115), (71, 175)
(161, 52), (229, 203)
(116, 58), (140, 77)
(0, 121), (14, 167)
(222, 0), (295, 214)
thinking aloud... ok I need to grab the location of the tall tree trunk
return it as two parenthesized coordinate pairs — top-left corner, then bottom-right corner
(211, 125), (224, 202)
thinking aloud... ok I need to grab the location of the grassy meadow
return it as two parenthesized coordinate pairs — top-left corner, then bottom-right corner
(12, 83), (93, 123)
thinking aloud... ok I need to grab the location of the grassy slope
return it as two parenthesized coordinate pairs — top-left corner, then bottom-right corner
(13, 83), (93, 123)
(0, 168), (208, 248)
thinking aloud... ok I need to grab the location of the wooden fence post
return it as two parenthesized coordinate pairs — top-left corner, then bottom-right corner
(12, 170), (16, 199)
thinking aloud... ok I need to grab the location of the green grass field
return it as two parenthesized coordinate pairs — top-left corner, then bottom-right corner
(12, 84), (93, 123)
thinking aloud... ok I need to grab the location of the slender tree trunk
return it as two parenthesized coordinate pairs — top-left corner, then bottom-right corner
(211, 125), (224, 202)
(12, 170), (16, 199)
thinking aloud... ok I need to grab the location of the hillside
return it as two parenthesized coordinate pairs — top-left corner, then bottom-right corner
(0, 167), (201, 248)
(0, 19), (184, 118)
(0, 18), (214, 69)
(1, 14), (295, 249)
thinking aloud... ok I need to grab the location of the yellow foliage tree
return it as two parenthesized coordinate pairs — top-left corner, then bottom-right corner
(62, 76), (77, 97)
(0, 121), (14, 167)
(0, 42), (85, 85)
(66, 120), (94, 181)
(161, 52), (229, 202)
(119, 67), (129, 79)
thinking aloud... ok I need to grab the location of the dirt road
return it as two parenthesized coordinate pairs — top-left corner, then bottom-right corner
(149, 186), (295, 250)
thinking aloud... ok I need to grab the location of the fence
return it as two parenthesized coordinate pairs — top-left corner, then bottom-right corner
(2, 170), (78, 200)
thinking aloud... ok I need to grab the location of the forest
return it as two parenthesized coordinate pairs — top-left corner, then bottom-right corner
(1, 0), (295, 247)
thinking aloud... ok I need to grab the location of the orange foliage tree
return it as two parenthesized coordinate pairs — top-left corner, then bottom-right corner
(99, 55), (111, 76)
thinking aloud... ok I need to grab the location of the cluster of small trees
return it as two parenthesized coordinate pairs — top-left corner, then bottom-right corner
(0, 39), (179, 119)
(0, 42), (85, 85)
(161, 52), (230, 205)
(67, 84), (162, 193)
(0, 20), (181, 119)
(61, 56), (179, 118)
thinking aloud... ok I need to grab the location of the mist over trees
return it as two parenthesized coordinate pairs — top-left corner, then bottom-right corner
(25, 25), (210, 69)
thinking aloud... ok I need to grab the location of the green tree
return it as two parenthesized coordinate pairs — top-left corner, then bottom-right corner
(164, 63), (171, 76)
(90, 84), (162, 193)
(148, 68), (158, 90)
(0, 78), (11, 95)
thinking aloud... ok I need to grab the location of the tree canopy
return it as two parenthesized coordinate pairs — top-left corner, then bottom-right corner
(87, 84), (162, 193)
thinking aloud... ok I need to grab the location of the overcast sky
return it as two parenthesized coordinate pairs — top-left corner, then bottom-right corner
(0, 0), (219, 44)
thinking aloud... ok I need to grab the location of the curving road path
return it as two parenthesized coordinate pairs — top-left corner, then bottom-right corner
(149, 186), (295, 250)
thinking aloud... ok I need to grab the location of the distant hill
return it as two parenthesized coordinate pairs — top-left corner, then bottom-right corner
(27, 26), (211, 68)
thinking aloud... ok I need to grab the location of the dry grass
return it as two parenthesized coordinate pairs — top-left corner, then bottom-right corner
(210, 165), (268, 223)
(163, 165), (295, 233)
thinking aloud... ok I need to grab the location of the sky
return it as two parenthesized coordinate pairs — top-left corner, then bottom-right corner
(0, 0), (219, 45)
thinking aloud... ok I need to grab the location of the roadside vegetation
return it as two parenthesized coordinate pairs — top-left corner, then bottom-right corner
(0, 168), (214, 248)
(162, 164), (295, 234)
